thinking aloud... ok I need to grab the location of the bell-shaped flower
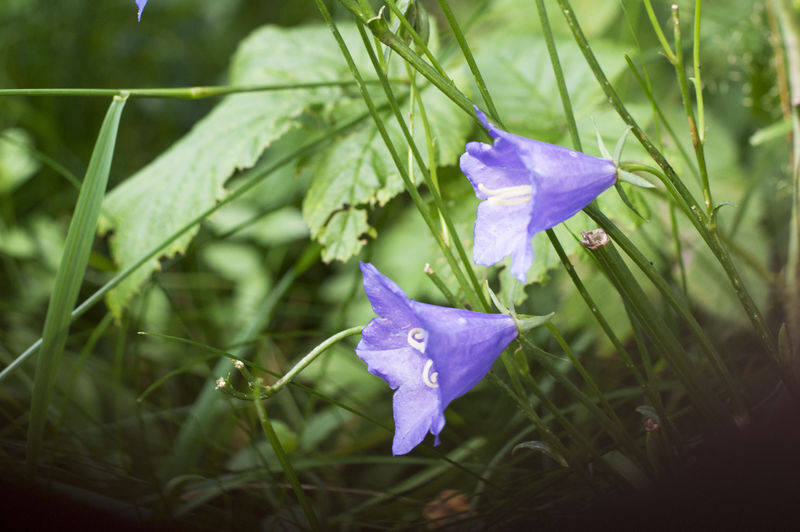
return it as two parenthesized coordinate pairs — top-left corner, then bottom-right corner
(356, 262), (518, 455)
(459, 108), (617, 282)
(135, 0), (148, 21)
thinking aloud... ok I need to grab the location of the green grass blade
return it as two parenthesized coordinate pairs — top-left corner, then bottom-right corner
(25, 94), (128, 477)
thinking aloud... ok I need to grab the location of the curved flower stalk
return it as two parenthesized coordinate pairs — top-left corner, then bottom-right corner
(135, 0), (148, 21)
(356, 262), (518, 455)
(459, 108), (617, 282)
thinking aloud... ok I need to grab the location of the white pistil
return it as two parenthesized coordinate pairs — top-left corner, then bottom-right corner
(478, 183), (533, 206)
(422, 359), (439, 388)
(407, 327), (428, 354)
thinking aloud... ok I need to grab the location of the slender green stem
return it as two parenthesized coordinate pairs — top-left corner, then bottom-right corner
(671, 4), (713, 218)
(583, 231), (732, 426)
(252, 381), (320, 531)
(263, 327), (363, 397)
(544, 322), (648, 470)
(534, 0), (580, 150)
(346, 15), (489, 309)
(424, 264), (460, 307)
(533, 0), (666, 436)
(624, 55), (699, 182)
(410, 65), (450, 244)
(436, 0), (501, 124)
(555, 0), (777, 364)
(383, 0), (449, 78)
(643, 0), (676, 63)
(586, 205), (746, 417)
(693, 0), (705, 144)
(0, 80), (401, 99)
(669, 200), (688, 294)
(337, 0), (475, 116)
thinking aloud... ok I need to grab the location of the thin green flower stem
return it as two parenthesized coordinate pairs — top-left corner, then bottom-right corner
(424, 264), (461, 308)
(585, 204), (746, 417)
(671, 5), (713, 219)
(384, 0), (450, 79)
(534, 0), (580, 150)
(409, 65), (450, 244)
(544, 322), (647, 467)
(522, 335), (650, 472)
(643, 0), (677, 63)
(252, 381), (320, 531)
(533, 0), (664, 430)
(261, 327), (363, 397)
(573, 231), (674, 449)
(484, 373), (595, 486)
(436, 0), (502, 125)
(167, 243), (320, 478)
(512, 346), (633, 486)
(692, 1), (706, 144)
(0, 80), (402, 99)
(348, 16), (489, 310)
(585, 234), (731, 426)
(0, 105), (378, 384)
(624, 54), (700, 182)
(555, 0), (777, 365)
(336, 0), (476, 116)
(546, 231), (651, 395)
(669, 200), (689, 294)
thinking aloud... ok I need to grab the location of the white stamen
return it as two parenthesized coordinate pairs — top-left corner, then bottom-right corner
(478, 183), (533, 206)
(407, 327), (428, 354)
(422, 359), (439, 388)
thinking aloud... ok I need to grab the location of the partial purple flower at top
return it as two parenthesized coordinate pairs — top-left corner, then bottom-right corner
(136, 0), (148, 21)
(356, 262), (518, 455)
(459, 108), (617, 283)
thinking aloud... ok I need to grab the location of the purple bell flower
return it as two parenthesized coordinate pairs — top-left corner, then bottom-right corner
(356, 262), (518, 455)
(459, 108), (617, 282)
(135, 0), (148, 21)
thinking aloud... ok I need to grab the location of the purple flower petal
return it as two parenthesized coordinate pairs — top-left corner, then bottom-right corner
(355, 263), (518, 454)
(460, 108), (617, 282)
(136, 0), (149, 21)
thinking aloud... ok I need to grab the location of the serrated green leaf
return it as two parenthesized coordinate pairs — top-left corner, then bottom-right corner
(303, 74), (471, 263)
(318, 208), (372, 262)
(98, 25), (363, 317)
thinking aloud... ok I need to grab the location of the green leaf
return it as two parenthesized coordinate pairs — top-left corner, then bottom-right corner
(474, 35), (628, 142)
(0, 128), (39, 194)
(27, 95), (127, 476)
(98, 25), (363, 317)
(99, 21), (471, 313)
(302, 73), (471, 263)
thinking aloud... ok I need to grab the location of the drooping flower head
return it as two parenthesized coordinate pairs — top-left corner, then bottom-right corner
(356, 262), (518, 455)
(459, 108), (617, 282)
(135, 0), (148, 21)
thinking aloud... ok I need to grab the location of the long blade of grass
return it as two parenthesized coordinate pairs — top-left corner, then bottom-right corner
(25, 94), (128, 477)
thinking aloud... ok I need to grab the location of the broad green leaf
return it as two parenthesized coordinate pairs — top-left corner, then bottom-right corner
(98, 25), (362, 317)
(302, 68), (472, 263)
(475, 35), (628, 142)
